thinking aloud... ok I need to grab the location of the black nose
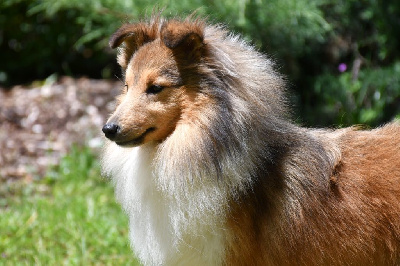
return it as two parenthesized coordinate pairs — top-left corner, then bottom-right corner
(102, 123), (120, 139)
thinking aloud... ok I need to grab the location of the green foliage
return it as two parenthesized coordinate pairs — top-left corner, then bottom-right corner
(321, 0), (400, 64)
(0, 0), (330, 85)
(297, 0), (400, 126)
(0, 146), (139, 265)
(304, 62), (400, 126)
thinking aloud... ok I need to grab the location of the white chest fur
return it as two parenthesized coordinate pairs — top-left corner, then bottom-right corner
(102, 143), (227, 266)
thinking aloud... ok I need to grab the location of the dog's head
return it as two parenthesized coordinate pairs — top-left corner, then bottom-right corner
(102, 18), (209, 147)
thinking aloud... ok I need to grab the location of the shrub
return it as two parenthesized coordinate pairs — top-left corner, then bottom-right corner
(303, 62), (400, 126)
(0, 0), (329, 85)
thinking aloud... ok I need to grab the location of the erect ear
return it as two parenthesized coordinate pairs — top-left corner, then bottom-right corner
(109, 23), (156, 69)
(160, 20), (205, 60)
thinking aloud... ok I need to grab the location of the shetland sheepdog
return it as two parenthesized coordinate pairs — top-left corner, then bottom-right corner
(101, 16), (400, 266)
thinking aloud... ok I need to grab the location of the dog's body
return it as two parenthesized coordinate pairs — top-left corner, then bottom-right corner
(102, 16), (400, 265)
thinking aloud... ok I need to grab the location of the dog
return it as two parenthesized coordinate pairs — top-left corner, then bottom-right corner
(101, 15), (400, 265)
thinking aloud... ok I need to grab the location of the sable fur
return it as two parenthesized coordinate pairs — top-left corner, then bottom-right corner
(102, 15), (400, 266)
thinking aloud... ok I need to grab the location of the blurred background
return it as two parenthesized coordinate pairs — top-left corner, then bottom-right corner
(1, 0), (399, 264)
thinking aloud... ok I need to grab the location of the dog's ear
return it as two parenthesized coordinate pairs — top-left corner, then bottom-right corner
(161, 20), (205, 60)
(109, 23), (157, 69)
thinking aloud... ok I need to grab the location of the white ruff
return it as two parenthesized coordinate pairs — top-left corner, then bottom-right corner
(102, 141), (229, 266)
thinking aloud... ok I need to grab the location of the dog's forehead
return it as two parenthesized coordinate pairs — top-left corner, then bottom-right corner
(135, 40), (172, 66)
(125, 40), (177, 83)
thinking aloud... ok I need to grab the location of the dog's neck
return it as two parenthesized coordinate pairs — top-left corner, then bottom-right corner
(103, 141), (228, 265)
(102, 123), (342, 265)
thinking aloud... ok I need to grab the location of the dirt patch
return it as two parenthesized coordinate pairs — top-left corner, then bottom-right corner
(0, 76), (122, 182)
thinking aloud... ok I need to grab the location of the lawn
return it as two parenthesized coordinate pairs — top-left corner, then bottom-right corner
(0, 146), (140, 265)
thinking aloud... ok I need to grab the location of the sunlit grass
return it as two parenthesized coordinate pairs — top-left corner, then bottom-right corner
(0, 146), (139, 265)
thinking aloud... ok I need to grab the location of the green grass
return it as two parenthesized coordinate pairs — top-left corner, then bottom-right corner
(0, 146), (140, 265)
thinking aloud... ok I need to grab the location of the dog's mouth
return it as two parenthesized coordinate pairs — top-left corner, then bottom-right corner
(116, 127), (156, 147)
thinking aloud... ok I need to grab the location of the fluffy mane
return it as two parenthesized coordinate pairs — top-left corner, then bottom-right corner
(102, 17), (301, 264)
(102, 16), (400, 266)
(103, 18), (335, 265)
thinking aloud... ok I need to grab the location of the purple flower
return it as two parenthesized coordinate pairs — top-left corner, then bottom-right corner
(338, 63), (347, 73)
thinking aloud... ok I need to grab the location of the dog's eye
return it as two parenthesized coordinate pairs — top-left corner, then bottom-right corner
(146, 84), (164, 94)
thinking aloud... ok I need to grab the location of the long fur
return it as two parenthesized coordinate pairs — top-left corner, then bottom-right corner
(102, 16), (400, 266)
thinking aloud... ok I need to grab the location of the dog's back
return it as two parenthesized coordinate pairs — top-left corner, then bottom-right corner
(226, 123), (400, 266)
